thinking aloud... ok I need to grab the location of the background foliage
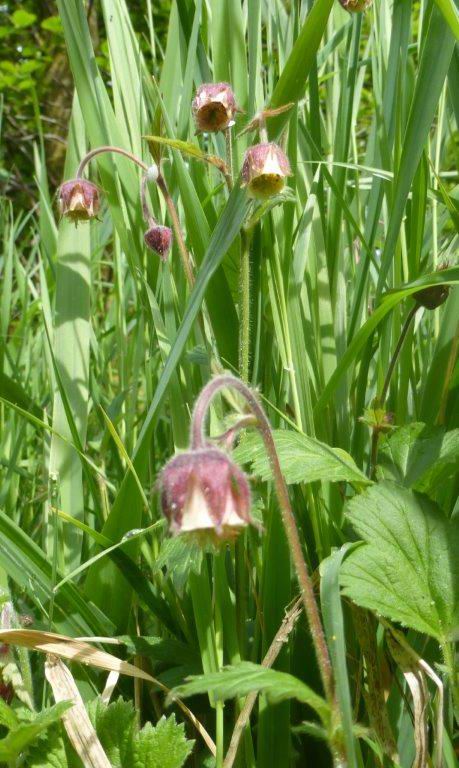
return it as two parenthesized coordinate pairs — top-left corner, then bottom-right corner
(0, 0), (458, 766)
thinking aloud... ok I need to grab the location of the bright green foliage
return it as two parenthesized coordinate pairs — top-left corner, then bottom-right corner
(1, 0), (459, 765)
(341, 482), (459, 641)
(27, 724), (68, 768)
(0, 701), (71, 763)
(87, 697), (193, 768)
(130, 717), (194, 768)
(234, 429), (370, 486)
(378, 423), (459, 495)
(153, 535), (204, 595)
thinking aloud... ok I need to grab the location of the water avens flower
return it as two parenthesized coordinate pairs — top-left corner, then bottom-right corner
(192, 82), (239, 133)
(144, 224), (173, 261)
(58, 179), (100, 222)
(338, 0), (372, 11)
(159, 447), (252, 539)
(241, 142), (291, 199)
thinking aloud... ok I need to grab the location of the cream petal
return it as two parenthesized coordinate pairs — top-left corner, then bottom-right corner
(180, 485), (215, 531)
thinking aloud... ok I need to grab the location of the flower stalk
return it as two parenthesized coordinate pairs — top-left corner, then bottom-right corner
(73, 145), (195, 287)
(239, 230), (251, 382)
(190, 374), (334, 703)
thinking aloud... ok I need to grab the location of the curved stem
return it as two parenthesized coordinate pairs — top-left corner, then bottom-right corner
(140, 175), (156, 227)
(156, 174), (195, 288)
(76, 145), (148, 178)
(190, 374), (334, 702)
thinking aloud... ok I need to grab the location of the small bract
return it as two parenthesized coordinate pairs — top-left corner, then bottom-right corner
(144, 225), (173, 261)
(241, 142), (291, 199)
(192, 82), (239, 133)
(159, 448), (252, 539)
(58, 179), (100, 222)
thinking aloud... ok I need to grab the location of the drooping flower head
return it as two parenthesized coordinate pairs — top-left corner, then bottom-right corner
(58, 179), (100, 222)
(159, 447), (252, 540)
(192, 82), (239, 133)
(144, 224), (173, 261)
(338, 0), (372, 12)
(241, 142), (291, 199)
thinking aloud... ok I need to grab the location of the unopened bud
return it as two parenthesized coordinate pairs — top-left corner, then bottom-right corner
(144, 224), (173, 261)
(192, 82), (239, 133)
(241, 142), (291, 199)
(58, 179), (100, 222)
(413, 265), (450, 310)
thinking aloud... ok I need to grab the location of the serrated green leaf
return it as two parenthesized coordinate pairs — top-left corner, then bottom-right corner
(0, 698), (18, 730)
(130, 715), (194, 768)
(0, 701), (71, 761)
(170, 662), (329, 724)
(153, 536), (203, 596)
(378, 423), (459, 494)
(87, 697), (136, 767)
(340, 482), (459, 642)
(26, 724), (68, 768)
(233, 429), (370, 487)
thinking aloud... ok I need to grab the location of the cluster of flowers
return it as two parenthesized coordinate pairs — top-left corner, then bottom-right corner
(58, 83), (291, 261)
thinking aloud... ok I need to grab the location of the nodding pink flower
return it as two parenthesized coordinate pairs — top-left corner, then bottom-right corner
(192, 82), (239, 133)
(338, 0), (372, 11)
(144, 224), (173, 261)
(159, 448), (252, 539)
(241, 142), (291, 199)
(58, 179), (100, 222)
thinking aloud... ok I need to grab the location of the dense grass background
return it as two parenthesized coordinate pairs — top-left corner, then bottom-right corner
(0, 0), (458, 766)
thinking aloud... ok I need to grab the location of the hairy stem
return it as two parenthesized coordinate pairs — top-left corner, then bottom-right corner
(75, 145), (195, 289)
(239, 230), (251, 382)
(76, 145), (148, 178)
(190, 374), (334, 702)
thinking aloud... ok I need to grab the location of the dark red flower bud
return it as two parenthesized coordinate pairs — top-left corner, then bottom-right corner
(413, 266), (450, 310)
(144, 225), (173, 261)
(159, 448), (252, 538)
(58, 179), (100, 222)
(241, 142), (291, 199)
(192, 82), (239, 133)
(338, 0), (372, 11)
